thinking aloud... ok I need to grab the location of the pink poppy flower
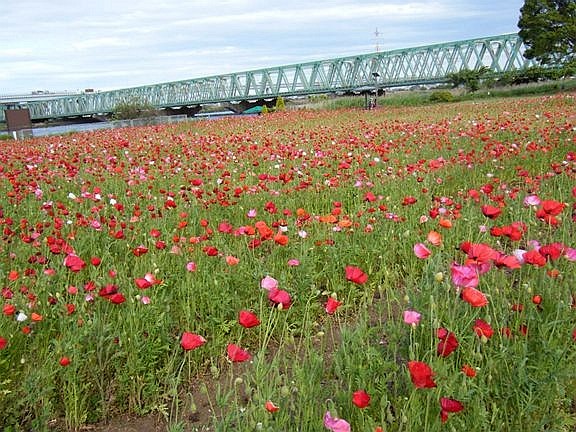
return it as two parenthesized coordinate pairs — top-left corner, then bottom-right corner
(450, 263), (479, 288)
(403, 310), (421, 325)
(261, 276), (279, 291)
(523, 195), (541, 207)
(323, 411), (350, 432)
(413, 243), (431, 259)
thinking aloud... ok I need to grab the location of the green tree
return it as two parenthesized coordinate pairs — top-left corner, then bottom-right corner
(112, 97), (158, 120)
(446, 67), (490, 92)
(518, 0), (576, 65)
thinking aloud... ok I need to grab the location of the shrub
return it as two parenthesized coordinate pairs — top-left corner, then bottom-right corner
(274, 96), (286, 111)
(429, 91), (454, 103)
(112, 98), (158, 120)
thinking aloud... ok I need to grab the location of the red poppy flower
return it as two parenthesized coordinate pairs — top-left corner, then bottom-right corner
(461, 287), (488, 307)
(402, 196), (417, 206)
(493, 252), (521, 269)
(352, 389), (371, 408)
(265, 400), (280, 413)
(325, 297), (342, 315)
(345, 266), (368, 285)
(273, 232), (289, 246)
(180, 332), (206, 351)
(440, 397), (464, 423)
(539, 244), (563, 261)
(59, 356), (71, 367)
(238, 310), (260, 328)
(407, 361), (437, 388)
(109, 293), (126, 304)
(132, 245), (149, 257)
(364, 191), (377, 202)
(134, 278), (152, 289)
(465, 243), (497, 264)
(268, 288), (291, 309)
(0, 336), (7, 350)
(3, 304), (15, 316)
(427, 231), (442, 246)
(227, 343), (251, 362)
(440, 397), (464, 413)
(437, 329), (458, 357)
(539, 200), (565, 216)
(473, 319), (494, 339)
(64, 254), (86, 272)
(461, 364), (476, 377)
(523, 250), (547, 267)
(481, 205), (502, 219)
(203, 246), (219, 256)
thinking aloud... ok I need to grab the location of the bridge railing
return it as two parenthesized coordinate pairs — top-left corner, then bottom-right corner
(1, 33), (536, 122)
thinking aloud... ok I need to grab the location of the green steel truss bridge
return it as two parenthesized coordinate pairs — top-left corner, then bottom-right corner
(1, 33), (535, 122)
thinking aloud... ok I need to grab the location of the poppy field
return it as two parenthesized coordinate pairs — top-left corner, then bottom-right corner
(0, 94), (575, 431)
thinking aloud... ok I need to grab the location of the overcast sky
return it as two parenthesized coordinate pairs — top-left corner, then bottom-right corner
(0, 0), (524, 94)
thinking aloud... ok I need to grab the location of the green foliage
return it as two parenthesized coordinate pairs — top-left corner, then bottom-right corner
(446, 67), (490, 92)
(261, 105), (269, 114)
(429, 90), (455, 103)
(275, 96), (286, 111)
(518, 0), (576, 65)
(112, 97), (158, 120)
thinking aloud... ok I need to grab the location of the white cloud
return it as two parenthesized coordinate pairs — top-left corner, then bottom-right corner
(0, 0), (524, 94)
(72, 37), (131, 51)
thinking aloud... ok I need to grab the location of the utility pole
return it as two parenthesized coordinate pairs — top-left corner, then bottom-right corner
(373, 28), (381, 53)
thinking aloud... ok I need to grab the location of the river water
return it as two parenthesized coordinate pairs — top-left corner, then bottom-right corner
(1, 111), (237, 139)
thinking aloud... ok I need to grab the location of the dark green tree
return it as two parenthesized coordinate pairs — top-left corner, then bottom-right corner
(518, 0), (576, 65)
(446, 67), (490, 92)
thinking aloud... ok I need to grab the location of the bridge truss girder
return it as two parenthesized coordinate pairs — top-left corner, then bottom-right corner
(1, 33), (536, 122)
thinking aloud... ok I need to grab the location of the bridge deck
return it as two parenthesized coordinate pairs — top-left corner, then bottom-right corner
(1, 33), (535, 122)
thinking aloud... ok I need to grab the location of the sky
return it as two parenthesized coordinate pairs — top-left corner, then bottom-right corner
(0, 0), (524, 95)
